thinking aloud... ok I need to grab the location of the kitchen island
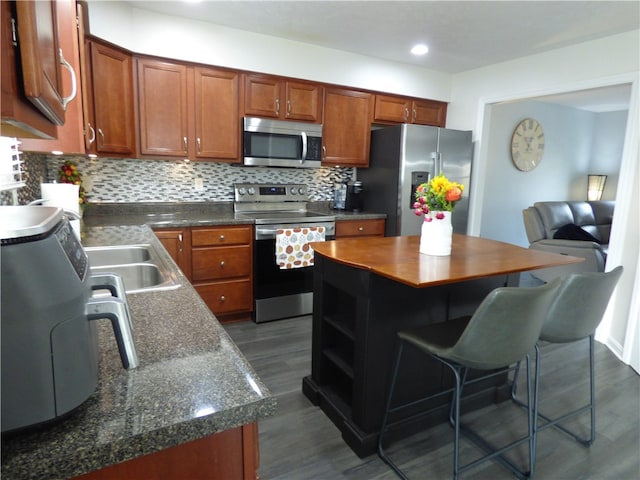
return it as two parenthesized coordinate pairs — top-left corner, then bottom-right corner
(1, 224), (276, 480)
(302, 234), (582, 457)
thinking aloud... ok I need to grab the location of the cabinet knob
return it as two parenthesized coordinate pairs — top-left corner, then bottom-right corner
(220, 295), (226, 302)
(219, 234), (225, 241)
(220, 260), (225, 267)
(358, 226), (364, 231)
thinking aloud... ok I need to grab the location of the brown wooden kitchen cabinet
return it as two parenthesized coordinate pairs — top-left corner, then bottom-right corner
(322, 87), (374, 167)
(243, 74), (323, 122)
(373, 94), (447, 127)
(336, 218), (386, 238)
(80, 38), (136, 156)
(17, 0), (85, 153)
(191, 225), (253, 320)
(73, 422), (259, 480)
(138, 57), (240, 161)
(1, 0), (61, 139)
(154, 228), (192, 279)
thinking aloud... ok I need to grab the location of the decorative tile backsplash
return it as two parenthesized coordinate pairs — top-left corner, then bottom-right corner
(1, 153), (354, 205)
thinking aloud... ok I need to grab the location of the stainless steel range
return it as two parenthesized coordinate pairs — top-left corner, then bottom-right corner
(234, 183), (335, 323)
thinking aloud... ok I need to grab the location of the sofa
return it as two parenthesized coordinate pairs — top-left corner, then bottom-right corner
(522, 200), (615, 282)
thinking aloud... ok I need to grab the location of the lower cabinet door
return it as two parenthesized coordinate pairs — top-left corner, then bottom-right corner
(195, 279), (252, 315)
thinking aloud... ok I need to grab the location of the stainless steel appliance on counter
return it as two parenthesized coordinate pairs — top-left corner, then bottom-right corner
(1, 206), (137, 433)
(243, 117), (323, 168)
(345, 180), (364, 212)
(234, 183), (335, 323)
(359, 124), (473, 236)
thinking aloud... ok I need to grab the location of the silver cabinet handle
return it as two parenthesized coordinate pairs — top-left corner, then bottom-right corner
(322, 145), (326, 160)
(197, 137), (201, 154)
(58, 48), (77, 109)
(275, 98), (280, 115)
(97, 128), (105, 148)
(86, 123), (96, 146)
(287, 100), (291, 116)
(413, 109), (417, 122)
(178, 233), (183, 253)
(404, 107), (409, 121)
(183, 137), (188, 154)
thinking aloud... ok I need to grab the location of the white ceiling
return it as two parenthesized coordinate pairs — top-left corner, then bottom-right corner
(121, 1), (639, 111)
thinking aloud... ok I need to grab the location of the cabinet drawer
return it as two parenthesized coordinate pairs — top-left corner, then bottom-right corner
(192, 245), (251, 282)
(336, 219), (385, 238)
(195, 279), (252, 315)
(192, 226), (252, 247)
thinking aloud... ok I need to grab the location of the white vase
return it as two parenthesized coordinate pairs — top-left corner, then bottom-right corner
(419, 211), (453, 256)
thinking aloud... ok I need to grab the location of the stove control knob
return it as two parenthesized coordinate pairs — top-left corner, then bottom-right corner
(237, 187), (246, 196)
(290, 187), (297, 195)
(298, 187), (305, 195)
(247, 187), (256, 195)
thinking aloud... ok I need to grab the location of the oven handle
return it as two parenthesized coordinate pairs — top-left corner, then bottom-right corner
(255, 223), (336, 240)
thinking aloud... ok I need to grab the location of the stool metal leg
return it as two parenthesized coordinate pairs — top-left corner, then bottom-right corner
(511, 336), (596, 446)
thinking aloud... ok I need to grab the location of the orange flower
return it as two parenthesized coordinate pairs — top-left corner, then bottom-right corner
(445, 186), (462, 202)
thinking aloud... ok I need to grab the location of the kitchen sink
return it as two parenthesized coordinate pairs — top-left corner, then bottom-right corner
(85, 245), (152, 267)
(86, 244), (180, 293)
(91, 264), (172, 293)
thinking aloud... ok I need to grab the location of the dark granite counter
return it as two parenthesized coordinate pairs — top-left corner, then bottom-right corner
(1, 224), (276, 479)
(81, 201), (386, 228)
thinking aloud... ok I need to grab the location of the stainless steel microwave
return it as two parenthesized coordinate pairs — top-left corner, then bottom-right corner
(243, 117), (323, 168)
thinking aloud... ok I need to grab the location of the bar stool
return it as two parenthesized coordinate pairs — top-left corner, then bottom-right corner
(378, 279), (562, 480)
(511, 266), (623, 446)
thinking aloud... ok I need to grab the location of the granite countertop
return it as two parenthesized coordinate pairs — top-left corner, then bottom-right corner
(81, 201), (386, 228)
(1, 224), (277, 480)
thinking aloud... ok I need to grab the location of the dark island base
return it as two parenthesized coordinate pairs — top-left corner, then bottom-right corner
(303, 255), (516, 458)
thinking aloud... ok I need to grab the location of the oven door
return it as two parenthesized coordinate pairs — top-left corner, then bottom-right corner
(253, 222), (335, 323)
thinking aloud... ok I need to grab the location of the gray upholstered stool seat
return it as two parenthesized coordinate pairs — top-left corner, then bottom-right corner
(512, 266), (623, 446)
(378, 279), (562, 480)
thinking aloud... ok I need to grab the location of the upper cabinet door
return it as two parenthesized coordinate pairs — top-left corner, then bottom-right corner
(373, 95), (411, 123)
(90, 41), (135, 155)
(322, 88), (373, 167)
(243, 74), (281, 119)
(243, 74), (323, 123)
(194, 67), (240, 160)
(284, 81), (323, 123)
(411, 99), (447, 127)
(15, 0), (70, 126)
(137, 58), (189, 157)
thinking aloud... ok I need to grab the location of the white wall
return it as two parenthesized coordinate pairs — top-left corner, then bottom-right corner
(85, 1), (452, 101)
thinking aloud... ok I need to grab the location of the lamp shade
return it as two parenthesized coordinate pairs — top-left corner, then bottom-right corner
(587, 174), (607, 201)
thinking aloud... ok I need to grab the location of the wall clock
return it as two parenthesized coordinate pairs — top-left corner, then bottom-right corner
(511, 118), (545, 171)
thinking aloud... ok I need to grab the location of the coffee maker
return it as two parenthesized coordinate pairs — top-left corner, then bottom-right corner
(345, 180), (364, 212)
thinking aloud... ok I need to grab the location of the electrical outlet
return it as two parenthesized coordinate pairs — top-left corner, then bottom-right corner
(194, 178), (204, 191)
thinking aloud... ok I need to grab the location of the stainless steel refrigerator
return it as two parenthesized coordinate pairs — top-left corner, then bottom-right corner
(359, 124), (473, 237)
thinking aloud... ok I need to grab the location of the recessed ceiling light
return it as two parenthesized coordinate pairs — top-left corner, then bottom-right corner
(411, 44), (429, 56)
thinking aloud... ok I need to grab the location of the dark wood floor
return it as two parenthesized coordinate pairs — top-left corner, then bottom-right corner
(224, 315), (640, 480)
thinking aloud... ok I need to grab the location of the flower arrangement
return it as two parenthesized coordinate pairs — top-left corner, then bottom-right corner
(58, 160), (89, 208)
(413, 174), (464, 221)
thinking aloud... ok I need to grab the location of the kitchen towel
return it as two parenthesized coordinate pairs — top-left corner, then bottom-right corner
(276, 227), (325, 269)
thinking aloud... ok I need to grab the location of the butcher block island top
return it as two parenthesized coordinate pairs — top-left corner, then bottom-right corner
(311, 233), (583, 287)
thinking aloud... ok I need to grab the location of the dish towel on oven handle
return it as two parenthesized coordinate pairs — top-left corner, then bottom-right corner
(276, 227), (326, 269)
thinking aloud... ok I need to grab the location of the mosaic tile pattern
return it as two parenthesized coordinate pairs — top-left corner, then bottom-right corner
(24, 155), (355, 204)
(0, 152), (47, 205)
